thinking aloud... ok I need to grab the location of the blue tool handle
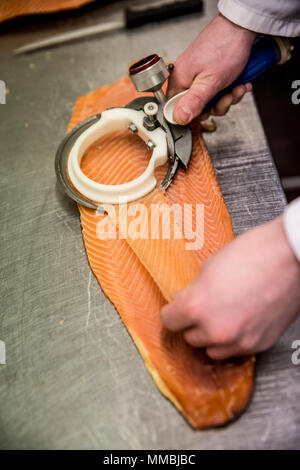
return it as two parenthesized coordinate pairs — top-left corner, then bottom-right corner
(202, 36), (281, 113)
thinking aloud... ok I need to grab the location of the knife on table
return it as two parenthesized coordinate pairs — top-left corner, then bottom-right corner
(13, 0), (203, 55)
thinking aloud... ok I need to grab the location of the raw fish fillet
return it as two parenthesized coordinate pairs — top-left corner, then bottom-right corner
(67, 76), (255, 428)
(0, 0), (95, 23)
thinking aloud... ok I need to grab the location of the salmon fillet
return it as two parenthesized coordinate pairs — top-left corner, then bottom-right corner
(67, 76), (255, 428)
(0, 0), (95, 23)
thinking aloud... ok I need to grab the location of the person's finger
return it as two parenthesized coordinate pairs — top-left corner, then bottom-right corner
(206, 342), (254, 360)
(245, 82), (253, 92)
(166, 83), (186, 100)
(167, 83), (185, 100)
(231, 82), (252, 105)
(183, 327), (212, 348)
(161, 294), (197, 332)
(200, 82), (253, 120)
(232, 95), (244, 106)
(166, 70), (184, 99)
(201, 91), (239, 119)
(210, 93), (234, 116)
(173, 73), (220, 125)
(231, 84), (247, 104)
(206, 345), (238, 360)
(166, 64), (192, 99)
(199, 111), (211, 122)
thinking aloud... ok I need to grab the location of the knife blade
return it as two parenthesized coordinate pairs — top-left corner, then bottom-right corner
(14, 0), (203, 55)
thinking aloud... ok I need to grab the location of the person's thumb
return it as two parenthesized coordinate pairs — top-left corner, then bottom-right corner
(173, 73), (220, 125)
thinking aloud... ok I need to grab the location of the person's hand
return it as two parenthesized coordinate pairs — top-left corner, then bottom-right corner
(167, 14), (256, 124)
(161, 216), (300, 359)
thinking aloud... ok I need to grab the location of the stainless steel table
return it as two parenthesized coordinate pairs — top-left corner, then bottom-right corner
(0, 0), (299, 450)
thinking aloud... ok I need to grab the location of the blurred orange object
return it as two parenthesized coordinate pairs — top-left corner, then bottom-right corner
(0, 0), (97, 23)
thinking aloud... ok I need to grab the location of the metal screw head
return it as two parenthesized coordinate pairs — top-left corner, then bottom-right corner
(128, 122), (138, 133)
(147, 140), (155, 151)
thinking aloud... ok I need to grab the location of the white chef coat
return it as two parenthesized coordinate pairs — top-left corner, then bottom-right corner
(218, 0), (300, 262)
(218, 0), (300, 37)
(284, 198), (300, 262)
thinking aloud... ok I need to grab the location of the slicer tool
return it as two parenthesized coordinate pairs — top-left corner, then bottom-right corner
(55, 54), (193, 210)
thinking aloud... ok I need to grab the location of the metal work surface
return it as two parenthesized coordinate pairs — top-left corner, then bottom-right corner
(0, 0), (299, 450)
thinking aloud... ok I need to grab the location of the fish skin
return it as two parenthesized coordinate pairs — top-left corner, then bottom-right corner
(67, 76), (255, 429)
(0, 0), (94, 23)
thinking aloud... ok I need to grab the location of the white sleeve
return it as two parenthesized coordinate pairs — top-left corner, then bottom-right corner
(218, 0), (300, 37)
(283, 197), (300, 262)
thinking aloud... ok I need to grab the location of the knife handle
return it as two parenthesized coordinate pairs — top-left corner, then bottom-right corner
(203, 36), (291, 113)
(125, 0), (203, 29)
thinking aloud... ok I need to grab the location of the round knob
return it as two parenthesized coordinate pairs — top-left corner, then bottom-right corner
(144, 102), (158, 117)
(129, 54), (169, 93)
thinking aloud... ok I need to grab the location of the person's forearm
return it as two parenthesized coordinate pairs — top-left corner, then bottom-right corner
(218, 0), (300, 37)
